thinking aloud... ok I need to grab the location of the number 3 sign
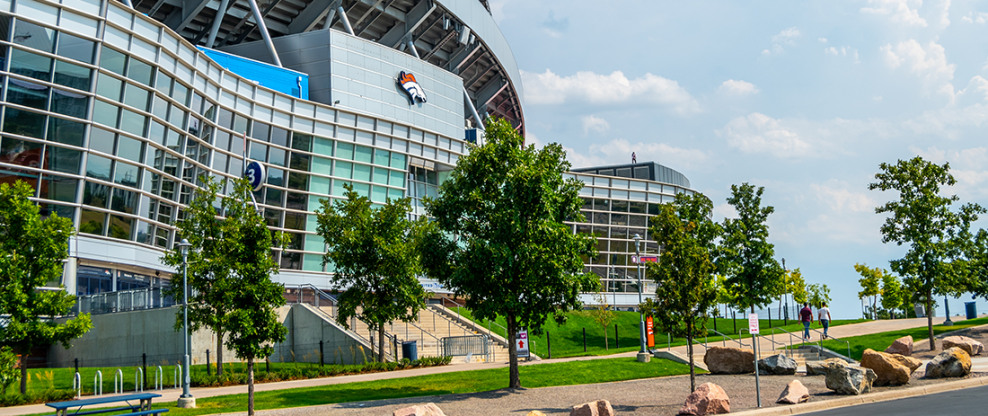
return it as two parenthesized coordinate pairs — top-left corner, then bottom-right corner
(245, 161), (266, 191)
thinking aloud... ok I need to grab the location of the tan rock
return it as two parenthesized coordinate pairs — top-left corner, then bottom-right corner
(805, 358), (846, 376)
(679, 382), (731, 415)
(393, 403), (446, 416)
(570, 400), (615, 416)
(776, 379), (810, 404)
(860, 349), (911, 386)
(885, 335), (913, 356)
(888, 354), (922, 372)
(527, 412), (547, 416)
(925, 347), (972, 378)
(703, 346), (755, 374)
(824, 364), (877, 395)
(942, 336), (984, 356)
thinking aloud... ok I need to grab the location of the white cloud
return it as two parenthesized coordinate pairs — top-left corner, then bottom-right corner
(939, 0), (951, 26)
(719, 79), (759, 95)
(903, 103), (988, 138)
(818, 37), (828, 43)
(717, 113), (812, 158)
(811, 181), (877, 214)
(581, 115), (610, 135)
(881, 39), (956, 98)
(714, 203), (738, 221)
(520, 69), (701, 114)
(764, 27), (800, 55)
(962, 11), (988, 23)
(861, 0), (928, 27)
(563, 138), (709, 170)
(874, 95), (884, 101)
(907, 146), (988, 197)
(825, 46), (861, 63)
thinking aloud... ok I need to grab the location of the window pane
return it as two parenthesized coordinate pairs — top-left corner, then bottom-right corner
(53, 60), (91, 91)
(111, 187), (137, 213)
(268, 146), (285, 167)
(107, 214), (133, 239)
(50, 88), (88, 118)
(172, 83), (189, 107)
(354, 145), (372, 163)
(55, 32), (95, 64)
(251, 122), (270, 141)
(116, 135), (143, 163)
(289, 152), (310, 171)
(123, 83), (150, 111)
(336, 142), (353, 160)
(45, 145), (81, 174)
(267, 167), (284, 187)
(291, 133), (312, 152)
(352, 163), (370, 182)
(114, 162), (139, 187)
(127, 59), (153, 86)
(10, 48), (52, 81)
(389, 170), (404, 188)
(287, 172), (307, 191)
(119, 109), (147, 137)
(40, 174), (77, 202)
(79, 208), (105, 235)
(7, 78), (49, 109)
(89, 127), (115, 154)
(284, 212), (304, 230)
(286, 192), (306, 210)
(92, 101), (119, 128)
(373, 167), (388, 185)
(390, 153), (406, 169)
(85, 154), (112, 180)
(99, 46), (126, 75)
(270, 126), (288, 147)
(374, 149), (390, 167)
(2, 108), (46, 138)
(13, 20), (55, 52)
(0, 137), (43, 168)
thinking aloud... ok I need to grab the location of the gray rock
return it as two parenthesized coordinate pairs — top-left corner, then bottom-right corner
(806, 358), (846, 376)
(925, 347), (972, 378)
(758, 353), (798, 375)
(824, 362), (877, 395)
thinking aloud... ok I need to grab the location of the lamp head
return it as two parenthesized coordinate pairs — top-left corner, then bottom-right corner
(177, 238), (191, 257)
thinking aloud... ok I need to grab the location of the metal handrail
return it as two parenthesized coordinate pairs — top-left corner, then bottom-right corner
(770, 326), (821, 355)
(705, 329), (749, 349)
(808, 327), (852, 359)
(441, 296), (509, 335)
(72, 372), (81, 399)
(94, 370), (103, 396)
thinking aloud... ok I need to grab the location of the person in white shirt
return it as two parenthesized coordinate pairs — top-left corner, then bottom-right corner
(818, 303), (832, 339)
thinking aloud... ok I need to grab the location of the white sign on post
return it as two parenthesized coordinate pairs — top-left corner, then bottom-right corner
(516, 328), (530, 357)
(748, 313), (760, 335)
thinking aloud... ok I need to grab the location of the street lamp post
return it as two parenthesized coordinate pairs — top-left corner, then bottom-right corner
(633, 234), (649, 362)
(943, 295), (953, 326)
(782, 258), (788, 325)
(177, 239), (195, 408)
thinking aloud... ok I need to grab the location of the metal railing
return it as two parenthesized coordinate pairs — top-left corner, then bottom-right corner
(435, 296), (510, 348)
(74, 287), (174, 316)
(809, 327), (852, 360)
(283, 284), (339, 319)
(740, 329), (788, 357)
(441, 335), (491, 362)
(770, 326), (821, 356)
(700, 329), (750, 350)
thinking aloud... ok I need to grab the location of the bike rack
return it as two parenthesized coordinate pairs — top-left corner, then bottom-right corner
(94, 370), (103, 396)
(134, 368), (144, 392)
(72, 372), (81, 398)
(173, 364), (182, 390)
(154, 366), (163, 391)
(113, 369), (123, 394)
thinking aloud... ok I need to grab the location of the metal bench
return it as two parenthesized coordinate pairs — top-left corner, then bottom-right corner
(46, 392), (167, 416)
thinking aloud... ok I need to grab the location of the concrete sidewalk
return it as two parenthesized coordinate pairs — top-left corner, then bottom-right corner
(0, 315), (978, 416)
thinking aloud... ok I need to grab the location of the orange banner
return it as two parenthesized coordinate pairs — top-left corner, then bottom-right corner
(646, 316), (655, 348)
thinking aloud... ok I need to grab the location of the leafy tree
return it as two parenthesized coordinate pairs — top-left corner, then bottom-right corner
(161, 176), (232, 376)
(0, 346), (17, 395)
(855, 263), (884, 320)
(781, 268), (808, 305)
(648, 192), (720, 392)
(216, 178), (288, 415)
(420, 118), (597, 388)
(868, 157), (985, 350)
(0, 181), (92, 394)
(806, 283), (831, 308)
(316, 184), (428, 362)
(880, 274), (905, 319)
(581, 286), (616, 350)
(718, 183), (785, 313)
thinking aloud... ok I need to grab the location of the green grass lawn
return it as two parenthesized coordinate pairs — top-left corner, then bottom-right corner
(454, 307), (864, 358)
(816, 316), (988, 360)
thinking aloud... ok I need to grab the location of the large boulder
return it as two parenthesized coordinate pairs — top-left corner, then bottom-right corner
(942, 336), (984, 356)
(777, 379), (810, 404)
(925, 347), (972, 378)
(570, 400), (615, 416)
(394, 403), (446, 416)
(824, 361), (878, 395)
(885, 335), (913, 356)
(703, 346), (755, 374)
(679, 382), (731, 415)
(758, 353), (798, 375)
(860, 349), (914, 386)
(806, 358), (847, 376)
(888, 354), (923, 372)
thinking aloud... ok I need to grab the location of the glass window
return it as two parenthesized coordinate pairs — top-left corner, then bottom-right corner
(0, 16), (10, 42)
(629, 201), (646, 214)
(268, 146), (286, 167)
(287, 172), (307, 191)
(107, 214), (133, 239)
(167, 107), (186, 129)
(267, 167), (284, 187)
(7, 78), (49, 110)
(291, 133), (312, 152)
(289, 152), (310, 171)
(123, 83), (150, 111)
(373, 167), (388, 185)
(0, 137), (43, 168)
(232, 114), (249, 134)
(45, 145), (81, 174)
(89, 128), (115, 153)
(99, 46), (126, 75)
(39, 174), (77, 202)
(270, 127), (288, 147)
(371, 185), (386, 203)
(611, 214), (628, 226)
(351, 182), (369, 198)
(116, 136), (143, 163)
(286, 192), (306, 211)
(53, 60), (91, 91)
(79, 208), (105, 235)
(374, 149), (390, 167)
(13, 20), (55, 52)
(55, 32), (95, 64)
(2, 108), (45, 138)
(612, 200), (628, 212)
(46, 117), (84, 147)
(50, 88), (88, 118)
(249, 142), (267, 162)
(284, 212), (304, 230)
(352, 163), (370, 182)
(92, 100), (119, 128)
(336, 142), (353, 160)
(127, 59), (154, 86)
(213, 130), (230, 152)
(96, 74), (123, 101)
(155, 72), (171, 95)
(172, 83), (189, 107)
(110, 187), (137, 213)
(190, 93), (203, 115)
(332, 179), (350, 197)
(10, 48), (52, 81)
(119, 109), (147, 137)
(389, 170), (404, 188)
(85, 154), (112, 180)
(353, 145), (372, 164)
(390, 152), (406, 169)
(151, 95), (168, 121)
(264, 208), (281, 227)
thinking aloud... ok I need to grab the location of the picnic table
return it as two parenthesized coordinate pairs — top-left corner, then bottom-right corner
(45, 392), (168, 416)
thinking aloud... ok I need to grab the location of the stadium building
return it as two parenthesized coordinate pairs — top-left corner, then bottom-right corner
(0, 0), (699, 363)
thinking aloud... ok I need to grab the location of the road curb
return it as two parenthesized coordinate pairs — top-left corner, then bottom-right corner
(730, 376), (988, 415)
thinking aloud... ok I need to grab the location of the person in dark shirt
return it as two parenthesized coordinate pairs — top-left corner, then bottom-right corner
(799, 302), (814, 341)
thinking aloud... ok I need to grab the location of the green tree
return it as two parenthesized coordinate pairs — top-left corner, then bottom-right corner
(218, 178), (288, 415)
(881, 273), (905, 319)
(868, 156), (985, 350)
(316, 184), (428, 362)
(783, 268), (808, 305)
(0, 346), (17, 395)
(648, 192), (720, 392)
(161, 176), (231, 376)
(718, 183), (785, 313)
(0, 181), (92, 394)
(420, 118), (597, 388)
(806, 283), (831, 308)
(581, 286), (616, 350)
(855, 263), (884, 320)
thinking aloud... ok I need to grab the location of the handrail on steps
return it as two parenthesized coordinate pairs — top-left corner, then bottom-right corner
(699, 329), (749, 350)
(808, 327), (852, 360)
(769, 326), (821, 357)
(437, 296), (509, 343)
(740, 328), (788, 357)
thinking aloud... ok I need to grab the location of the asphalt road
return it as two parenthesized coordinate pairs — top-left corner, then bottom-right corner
(805, 385), (988, 415)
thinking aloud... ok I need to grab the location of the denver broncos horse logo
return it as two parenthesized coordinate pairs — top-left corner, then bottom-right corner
(398, 71), (428, 103)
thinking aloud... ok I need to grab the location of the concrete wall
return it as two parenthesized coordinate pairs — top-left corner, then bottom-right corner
(49, 303), (372, 368)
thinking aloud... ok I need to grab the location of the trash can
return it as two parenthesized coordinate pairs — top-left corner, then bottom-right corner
(965, 302), (978, 320)
(402, 341), (418, 361)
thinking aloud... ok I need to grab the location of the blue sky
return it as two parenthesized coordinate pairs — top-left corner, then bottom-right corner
(490, 0), (988, 319)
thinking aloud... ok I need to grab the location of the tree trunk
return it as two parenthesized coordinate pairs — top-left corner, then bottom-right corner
(687, 320), (696, 393)
(19, 348), (27, 394)
(378, 324), (386, 363)
(247, 357), (255, 416)
(603, 326), (609, 350)
(216, 327), (224, 376)
(506, 313), (520, 388)
(926, 290), (936, 351)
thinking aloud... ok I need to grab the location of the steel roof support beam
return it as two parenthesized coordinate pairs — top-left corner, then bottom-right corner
(245, 0), (282, 66)
(287, 0), (340, 33)
(476, 76), (507, 108)
(463, 64), (492, 89)
(422, 28), (455, 61)
(353, 0), (397, 36)
(446, 42), (479, 74)
(163, 0), (212, 33)
(463, 86), (485, 131)
(378, 0), (435, 48)
(205, 0), (231, 47)
(338, 5), (355, 34)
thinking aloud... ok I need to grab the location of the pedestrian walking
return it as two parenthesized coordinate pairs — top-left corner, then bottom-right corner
(818, 302), (832, 339)
(799, 302), (813, 341)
